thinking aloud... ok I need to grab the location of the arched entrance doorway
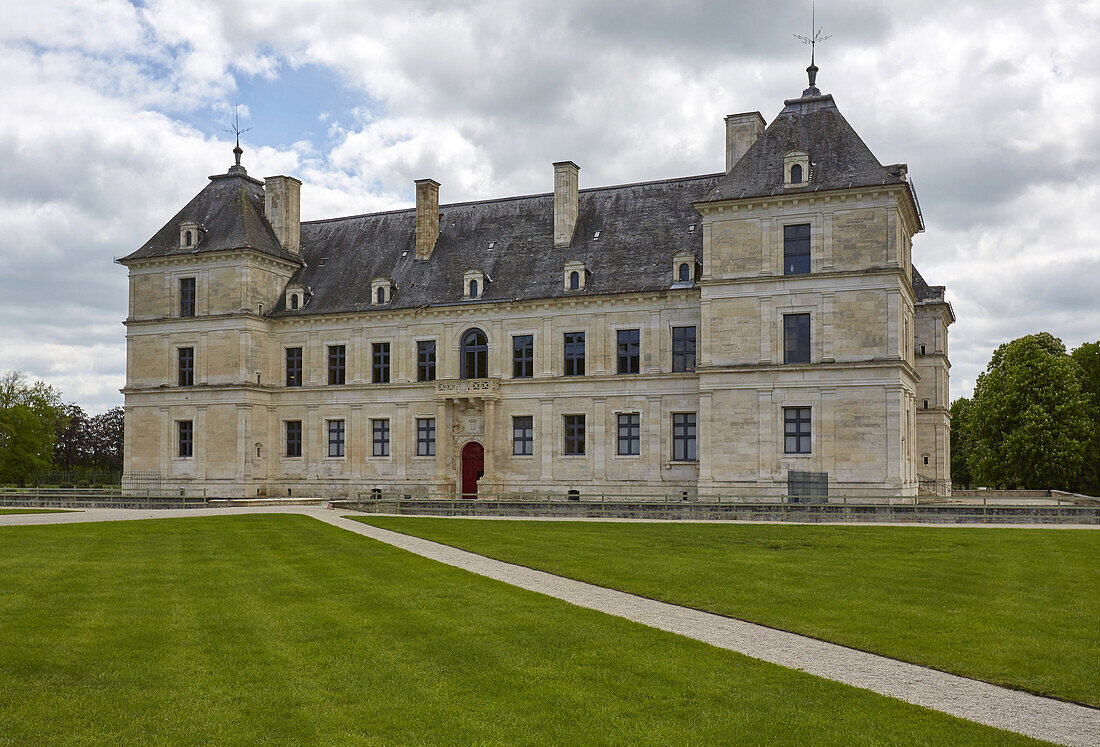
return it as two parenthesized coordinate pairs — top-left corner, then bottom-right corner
(461, 441), (484, 498)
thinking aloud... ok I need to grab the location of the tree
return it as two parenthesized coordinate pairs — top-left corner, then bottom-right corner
(966, 333), (1092, 490)
(54, 402), (91, 468)
(0, 371), (65, 486)
(949, 397), (973, 489)
(1070, 341), (1100, 495)
(88, 407), (124, 472)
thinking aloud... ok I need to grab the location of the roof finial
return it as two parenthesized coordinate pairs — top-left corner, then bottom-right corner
(223, 103), (252, 175)
(794, 3), (830, 97)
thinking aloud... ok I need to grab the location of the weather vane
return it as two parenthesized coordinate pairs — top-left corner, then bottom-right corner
(794, 3), (830, 93)
(222, 103), (252, 167)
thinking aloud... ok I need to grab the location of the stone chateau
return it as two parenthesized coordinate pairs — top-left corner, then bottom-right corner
(119, 69), (953, 499)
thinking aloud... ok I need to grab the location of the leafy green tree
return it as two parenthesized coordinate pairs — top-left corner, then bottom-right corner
(54, 402), (91, 468)
(949, 397), (973, 489)
(89, 406), (124, 472)
(1070, 341), (1100, 495)
(0, 371), (65, 486)
(966, 333), (1091, 490)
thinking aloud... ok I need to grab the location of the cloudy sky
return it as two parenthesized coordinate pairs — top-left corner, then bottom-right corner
(1, 0), (1097, 413)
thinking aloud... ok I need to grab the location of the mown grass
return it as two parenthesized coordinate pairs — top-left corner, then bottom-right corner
(359, 517), (1100, 707)
(0, 515), (1037, 744)
(0, 508), (73, 514)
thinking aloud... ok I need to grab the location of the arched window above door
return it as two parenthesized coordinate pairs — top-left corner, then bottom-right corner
(460, 328), (488, 379)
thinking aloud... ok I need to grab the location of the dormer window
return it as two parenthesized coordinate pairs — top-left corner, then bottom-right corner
(672, 252), (697, 285)
(783, 151), (810, 187)
(563, 260), (588, 292)
(371, 277), (393, 305)
(179, 220), (201, 250)
(286, 286), (306, 312)
(463, 269), (486, 299)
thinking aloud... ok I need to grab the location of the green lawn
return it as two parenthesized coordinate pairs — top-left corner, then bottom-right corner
(0, 508), (74, 514)
(358, 517), (1100, 707)
(0, 516), (1034, 744)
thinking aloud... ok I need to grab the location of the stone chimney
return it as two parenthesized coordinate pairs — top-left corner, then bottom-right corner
(724, 112), (766, 172)
(264, 175), (302, 254)
(415, 178), (440, 261)
(553, 161), (579, 248)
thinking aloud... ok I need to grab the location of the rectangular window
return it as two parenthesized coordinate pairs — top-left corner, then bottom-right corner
(328, 345), (346, 385)
(416, 417), (435, 457)
(285, 347), (303, 387)
(177, 420), (193, 458)
(372, 418), (390, 457)
(564, 332), (585, 376)
(617, 413), (640, 456)
(512, 415), (533, 456)
(285, 420), (302, 458)
(783, 314), (811, 364)
(617, 329), (640, 375)
(372, 342), (390, 384)
(672, 326), (696, 372)
(512, 335), (534, 379)
(417, 340), (436, 382)
(784, 223), (811, 275)
(563, 414), (585, 455)
(178, 347), (194, 386)
(179, 277), (196, 317)
(672, 412), (697, 461)
(327, 419), (345, 458)
(784, 407), (812, 454)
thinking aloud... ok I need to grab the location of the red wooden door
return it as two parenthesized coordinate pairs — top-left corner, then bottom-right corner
(461, 442), (484, 498)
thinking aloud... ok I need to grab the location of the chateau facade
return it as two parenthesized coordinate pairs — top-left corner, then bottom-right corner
(120, 74), (953, 499)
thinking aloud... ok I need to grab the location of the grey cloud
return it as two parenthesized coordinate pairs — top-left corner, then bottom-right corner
(1, 0), (1098, 412)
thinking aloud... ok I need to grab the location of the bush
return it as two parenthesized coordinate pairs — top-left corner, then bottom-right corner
(59, 482), (74, 489)
(76, 480), (90, 488)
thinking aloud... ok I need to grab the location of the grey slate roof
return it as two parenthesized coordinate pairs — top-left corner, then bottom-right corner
(122, 97), (936, 316)
(120, 168), (301, 264)
(703, 92), (904, 203)
(912, 267), (946, 302)
(274, 174), (721, 316)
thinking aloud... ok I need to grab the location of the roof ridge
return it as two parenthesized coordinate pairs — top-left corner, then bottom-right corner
(302, 172), (724, 226)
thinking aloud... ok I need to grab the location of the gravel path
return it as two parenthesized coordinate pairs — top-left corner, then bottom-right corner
(3, 506), (1097, 745)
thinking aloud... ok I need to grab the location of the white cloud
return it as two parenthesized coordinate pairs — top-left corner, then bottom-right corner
(0, 0), (1098, 413)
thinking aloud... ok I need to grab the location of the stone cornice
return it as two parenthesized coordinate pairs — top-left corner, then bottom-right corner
(701, 266), (918, 305)
(693, 182), (923, 238)
(266, 287), (702, 328)
(117, 248), (301, 272)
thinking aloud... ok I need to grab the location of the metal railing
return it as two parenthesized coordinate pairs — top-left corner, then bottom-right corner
(0, 486), (209, 508)
(346, 490), (1088, 508)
